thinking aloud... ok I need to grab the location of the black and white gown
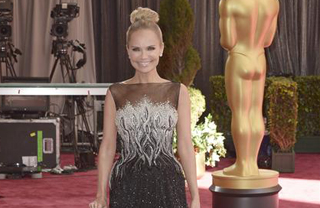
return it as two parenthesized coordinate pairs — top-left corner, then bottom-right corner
(108, 82), (188, 208)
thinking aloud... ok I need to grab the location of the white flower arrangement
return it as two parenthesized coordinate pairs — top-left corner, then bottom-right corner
(173, 114), (227, 167)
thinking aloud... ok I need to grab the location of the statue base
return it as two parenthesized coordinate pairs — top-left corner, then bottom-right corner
(210, 169), (281, 208)
(212, 169), (279, 189)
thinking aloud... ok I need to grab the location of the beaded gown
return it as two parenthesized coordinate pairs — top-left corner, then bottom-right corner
(108, 82), (188, 208)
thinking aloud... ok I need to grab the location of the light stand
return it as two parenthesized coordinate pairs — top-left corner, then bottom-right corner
(0, 41), (17, 78)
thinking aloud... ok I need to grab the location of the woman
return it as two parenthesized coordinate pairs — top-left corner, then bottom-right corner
(90, 7), (200, 208)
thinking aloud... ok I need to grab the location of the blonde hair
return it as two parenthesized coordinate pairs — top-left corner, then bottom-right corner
(126, 7), (163, 44)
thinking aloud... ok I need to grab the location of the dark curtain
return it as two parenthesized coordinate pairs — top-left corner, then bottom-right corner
(266, 0), (320, 76)
(92, 0), (320, 102)
(188, 0), (226, 108)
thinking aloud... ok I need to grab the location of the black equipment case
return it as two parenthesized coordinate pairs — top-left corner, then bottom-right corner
(0, 118), (60, 169)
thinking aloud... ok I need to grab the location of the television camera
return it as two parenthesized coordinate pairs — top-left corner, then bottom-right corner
(49, 2), (92, 169)
(49, 2), (86, 82)
(0, 0), (21, 78)
(50, 2), (79, 38)
(0, 0), (13, 40)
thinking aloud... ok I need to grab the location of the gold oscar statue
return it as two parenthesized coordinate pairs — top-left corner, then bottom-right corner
(212, 0), (280, 190)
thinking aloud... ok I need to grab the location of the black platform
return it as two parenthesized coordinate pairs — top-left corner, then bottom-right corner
(210, 185), (282, 208)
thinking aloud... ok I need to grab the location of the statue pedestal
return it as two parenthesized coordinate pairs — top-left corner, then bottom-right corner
(210, 170), (281, 208)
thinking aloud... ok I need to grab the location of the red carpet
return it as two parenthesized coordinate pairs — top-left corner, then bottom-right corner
(0, 153), (319, 208)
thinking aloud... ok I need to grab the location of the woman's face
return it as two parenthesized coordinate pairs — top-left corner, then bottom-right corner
(127, 29), (164, 74)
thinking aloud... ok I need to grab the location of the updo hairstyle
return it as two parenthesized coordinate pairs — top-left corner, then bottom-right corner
(126, 7), (163, 44)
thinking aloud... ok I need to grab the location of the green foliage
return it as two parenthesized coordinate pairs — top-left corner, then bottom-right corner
(264, 77), (298, 152)
(188, 87), (206, 130)
(209, 76), (231, 135)
(294, 76), (320, 136)
(158, 0), (201, 86)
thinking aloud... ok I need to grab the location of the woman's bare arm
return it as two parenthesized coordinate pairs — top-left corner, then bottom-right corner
(176, 84), (200, 206)
(91, 89), (117, 208)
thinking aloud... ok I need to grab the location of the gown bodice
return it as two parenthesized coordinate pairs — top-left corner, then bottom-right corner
(108, 82), (182, 186)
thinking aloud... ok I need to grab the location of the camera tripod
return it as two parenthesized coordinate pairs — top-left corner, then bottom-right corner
(0, 41), (21, 80)
(49, 38), (95, 169)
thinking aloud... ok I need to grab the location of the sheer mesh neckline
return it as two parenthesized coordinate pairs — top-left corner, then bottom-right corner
(119, 81), (173, 85)
(109, 81), (180, 110)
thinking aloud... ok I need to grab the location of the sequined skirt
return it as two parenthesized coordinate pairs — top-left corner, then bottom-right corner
(109, 164), (188, 208)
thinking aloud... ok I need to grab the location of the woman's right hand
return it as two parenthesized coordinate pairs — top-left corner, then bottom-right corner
(89, 197), (108, 208)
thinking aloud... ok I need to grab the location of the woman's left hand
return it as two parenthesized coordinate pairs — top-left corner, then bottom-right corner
(190, 198), (201, 208)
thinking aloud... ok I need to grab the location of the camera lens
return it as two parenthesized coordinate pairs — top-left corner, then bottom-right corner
(55, 25), (65, 35)
(0, 25), (11, 38)
(51, 23), (68, 37)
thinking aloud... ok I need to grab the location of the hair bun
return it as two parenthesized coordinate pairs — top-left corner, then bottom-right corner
(130, 7), (159, 24)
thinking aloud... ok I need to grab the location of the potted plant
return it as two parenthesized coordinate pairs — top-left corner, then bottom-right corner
(266, 77), (298, 173)
(173, 114), (227, 178)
